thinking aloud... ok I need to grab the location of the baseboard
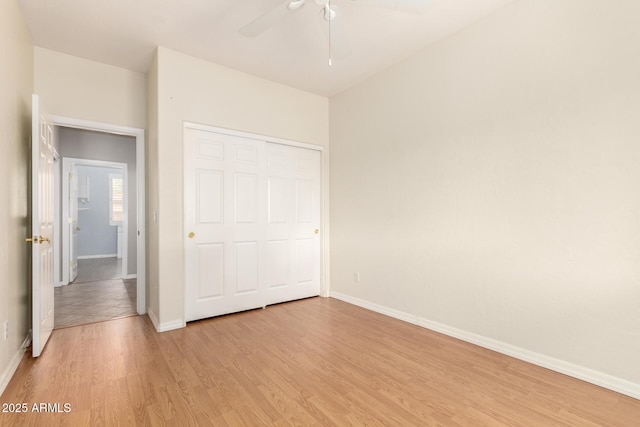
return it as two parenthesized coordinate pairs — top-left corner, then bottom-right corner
(77, 254), (117, 260)
(331, 292), (417, 324)
(124, 274), (137, 280)
(146, 309), (185, 333)
(54, 281), (65, 288)
(147, 308), (160, 331)
(157, 319), (186, 332)
(330, 292), (640, 400)
(0, 333), (31, 397)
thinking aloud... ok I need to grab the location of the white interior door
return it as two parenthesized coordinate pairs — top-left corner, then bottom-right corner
(31, 94), (55, 357)
(184, 127), (321, 322)
(69, 164), (79, 282)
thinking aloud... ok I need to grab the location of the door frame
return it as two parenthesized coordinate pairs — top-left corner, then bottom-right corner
(182, 121), (326, 320)
(53, 116), (146, 315)
(62, 158), (128, 282)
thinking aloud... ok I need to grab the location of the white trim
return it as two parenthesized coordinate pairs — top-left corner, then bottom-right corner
(183, 121), (325, 153)
(0, 334), (32, 397)
(147, 309), (185, 333)
(147, 309), (160, 331)
(124, 274), (137, 280)
(77, 254), (118, 260)
(53, 116), (146, 315)
(53, 155), (61, 285)
(330, 292), (640, 401)
(157, 319), (187, 332)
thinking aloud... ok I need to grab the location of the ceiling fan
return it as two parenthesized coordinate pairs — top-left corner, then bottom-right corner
(239, 0), (431, 63)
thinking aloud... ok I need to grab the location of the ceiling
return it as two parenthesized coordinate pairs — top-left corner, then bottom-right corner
(18, 0), (515, 96)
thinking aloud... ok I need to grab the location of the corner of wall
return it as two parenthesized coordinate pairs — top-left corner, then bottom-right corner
(0, 0), (34, 397)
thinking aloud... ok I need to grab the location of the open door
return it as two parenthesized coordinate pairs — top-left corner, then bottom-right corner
(69, 164), (79, 282)
(30, 94), (55, 357)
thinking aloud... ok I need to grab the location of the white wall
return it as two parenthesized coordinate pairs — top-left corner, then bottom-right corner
(330, 0), (640, 389)
(152, 47), (329, 327)
(0, 0), (33, 393)
(34, 47), (146, 129)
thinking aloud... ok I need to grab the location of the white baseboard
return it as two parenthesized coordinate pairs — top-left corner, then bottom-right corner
(147, 309), (185, 333)
(124, 274), (137, 280)
(157, 319), (186, 332)
(54, 281), (65, 288)
(77, 254), (117, 260)
(330, 292), (640, 401)
(147, 308), (160, 331)
(0, 333), (31, 397)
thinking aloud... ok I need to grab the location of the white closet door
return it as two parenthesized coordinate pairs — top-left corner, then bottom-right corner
(184, 128), (268, 321)
(265, 143), (321, 305)
(184, 127), (321, 322)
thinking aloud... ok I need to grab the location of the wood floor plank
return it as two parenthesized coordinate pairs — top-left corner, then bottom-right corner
(1, 297), (639, 426)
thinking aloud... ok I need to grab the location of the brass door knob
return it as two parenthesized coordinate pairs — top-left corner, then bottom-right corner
(188, 232), (195, 239)
(25, 236), (50, 244)
(314, 229), (319, 234)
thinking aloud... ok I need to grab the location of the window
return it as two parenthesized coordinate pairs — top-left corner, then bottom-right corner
(109, 173), (124, 226)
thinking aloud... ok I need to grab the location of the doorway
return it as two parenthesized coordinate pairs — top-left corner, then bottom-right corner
(62, 159), (129, 283)
(51, 119), (146, 328)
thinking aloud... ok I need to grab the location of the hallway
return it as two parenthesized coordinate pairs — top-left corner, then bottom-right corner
(54, 258), (137, 329)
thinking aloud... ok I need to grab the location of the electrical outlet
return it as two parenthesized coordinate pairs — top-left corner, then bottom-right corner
(354, 272), (360, 283)
(3, 321), (8, 341)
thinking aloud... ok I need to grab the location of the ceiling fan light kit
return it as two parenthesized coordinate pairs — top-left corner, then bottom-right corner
(321, 4), (337, 21)
(240, 0), (430, 64)
(287, 0), (306, 11)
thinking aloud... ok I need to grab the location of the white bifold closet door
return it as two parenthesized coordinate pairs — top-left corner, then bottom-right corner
(184, 127), (321, 322)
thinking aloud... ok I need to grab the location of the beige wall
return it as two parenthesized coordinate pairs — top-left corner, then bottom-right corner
(146, 51), (160, 321)
(34, 48), (146, 129)
(0, 0), (33, 389)
(330, 0), (640, 386)
(154, 47), (329, 327)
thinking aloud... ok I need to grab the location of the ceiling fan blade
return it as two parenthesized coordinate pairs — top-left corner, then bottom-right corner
(348, 0), (432, 14)
(240, 1), (299, 37)
(323, 5), (351, 60)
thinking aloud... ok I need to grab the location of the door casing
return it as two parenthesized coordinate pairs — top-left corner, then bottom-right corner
(52, 116), (147, 315)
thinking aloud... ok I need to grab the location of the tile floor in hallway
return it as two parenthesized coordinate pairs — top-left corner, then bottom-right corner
(54, 258), (137, 329)
(73, 257), (123, 283)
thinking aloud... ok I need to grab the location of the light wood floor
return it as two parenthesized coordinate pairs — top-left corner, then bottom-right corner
(1, 298), (638, 426)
